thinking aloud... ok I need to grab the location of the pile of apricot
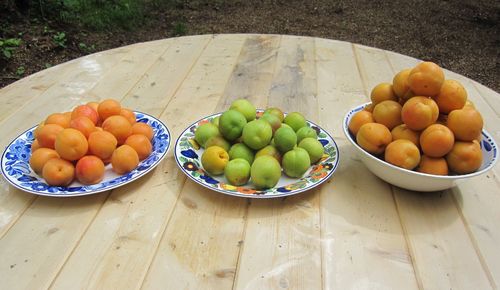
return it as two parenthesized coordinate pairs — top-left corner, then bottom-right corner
(349, 61), (484, 175)
(29, 99), (155, 186)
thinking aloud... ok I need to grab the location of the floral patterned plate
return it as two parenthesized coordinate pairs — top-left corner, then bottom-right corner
(1, 112), (171, 197)
(174, 111), (339, 198)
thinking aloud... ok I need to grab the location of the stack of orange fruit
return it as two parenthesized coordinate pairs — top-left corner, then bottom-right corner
(349, 61), (484, 175)
(29, 99), (154, 186)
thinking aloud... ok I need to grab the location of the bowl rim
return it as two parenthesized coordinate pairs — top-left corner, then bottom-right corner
(343, 102), (498, 180)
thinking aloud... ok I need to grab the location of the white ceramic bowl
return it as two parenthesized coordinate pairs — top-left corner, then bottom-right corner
(343, 103), (498, 192)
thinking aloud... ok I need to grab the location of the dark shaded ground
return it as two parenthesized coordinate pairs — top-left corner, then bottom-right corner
(1, 0), (499, 92)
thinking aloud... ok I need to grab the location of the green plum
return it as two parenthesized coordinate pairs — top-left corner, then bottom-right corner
(284, 112), (307, 132)
(264, 107), (284, 122)
(219, 110), (247, 141)
(242, 119), (273, 150)
(255, 144), (282, 164)
(205, 135), (231, 152)
(260, 113), (281, 134)
(298, 137), (324, 164)
(274, 126), (297, 153)
(228, 143), (255, 164)
(230, 99), (256, 122)
(282, 147), (310, 178)
(251, 156), (282, 189)
(195, 123), (220, 148)
(224, 158), (251, 186)
(296, 126), (317, 144)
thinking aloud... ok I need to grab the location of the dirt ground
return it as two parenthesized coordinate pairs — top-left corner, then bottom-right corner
(1, 0), (499, 92)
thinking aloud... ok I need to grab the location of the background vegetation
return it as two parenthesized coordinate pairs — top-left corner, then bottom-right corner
(1, 0), (498, 92)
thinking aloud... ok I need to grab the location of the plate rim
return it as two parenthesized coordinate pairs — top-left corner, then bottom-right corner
(0, 111), (171, 197)
(174, 111), (340, 199)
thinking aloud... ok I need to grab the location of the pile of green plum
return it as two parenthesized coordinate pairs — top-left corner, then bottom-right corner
(194, 99), (324, 189)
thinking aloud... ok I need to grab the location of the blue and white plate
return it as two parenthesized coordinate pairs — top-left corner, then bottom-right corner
(1, 112), (171, 197)
(174, 111), (340, 198)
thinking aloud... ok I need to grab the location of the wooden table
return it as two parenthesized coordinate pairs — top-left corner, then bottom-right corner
(0, 34), (499, 290)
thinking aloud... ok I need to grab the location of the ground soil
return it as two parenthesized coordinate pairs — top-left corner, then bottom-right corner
(1, 0), (499, 92)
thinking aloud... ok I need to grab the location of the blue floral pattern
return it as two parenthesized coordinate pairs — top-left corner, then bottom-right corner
(1, 112), (171, 197)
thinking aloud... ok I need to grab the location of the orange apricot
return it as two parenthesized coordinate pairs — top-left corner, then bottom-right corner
(36, 123), (64, 149)
(417, 155), (449, 175)
(111, 145), (139, 174)
(71, 104), (99, 125)
(75, 156), (105, 185)
(98, 99), (121, 121)
(356, 123), (392, 155)
(392, 68), (412, 99)
(348, 110), (374, 136)
(31, 140), (41, 152)
(408, 61), (445, 96)
(70, 116), (96, 138)
(29, 148), (60, 174)
(370, 83), (397, 105)
(102, 115), (132, 144)
(391, 124), (420, 147)
(33, 121), (45, 139)
(384, 139), (421, 170)
(131, 122), (154, 141)
(401, 96), (439, 131)
(372, 100), (403, 130)
(45, 112), (71, 128)
(54, 128), (88, 161)
(434, 79), (467, 114)
(86, 101), (99, 112)
(446, 140), (482, 174)
(363, 103), (375, 113)
(120, 108), (136, 125)
(88, 131), (118, 160)
(447, 108), (483, 141)
(42, 158), (75, 186)
(420, 124), (455, 158)
(125, 134), (152, 160)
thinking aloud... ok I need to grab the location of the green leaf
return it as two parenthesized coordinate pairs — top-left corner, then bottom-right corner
(4, 38), (21, 46)
(3, 50), (11, 58)
(16, 66), (25, 76)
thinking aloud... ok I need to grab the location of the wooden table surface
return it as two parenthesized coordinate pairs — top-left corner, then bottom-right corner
(0, 34), (499, 290)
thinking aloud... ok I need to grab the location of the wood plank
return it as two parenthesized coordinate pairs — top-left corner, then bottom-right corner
(0, 40), (172, 290)
(139, 34), (252, 290)
(0, 46), (131, 123)
(386, 51), (500, 287)
(471, 81), (500, 117)
(234, 36), (322, 290)
(395, 188), (492, 290)
(371, 46), (495, 289)
(316, 39), (418, 289)
(217, 35), (281, 110)
(49, 35), (213, 290)
(0, 194), (107, 290)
